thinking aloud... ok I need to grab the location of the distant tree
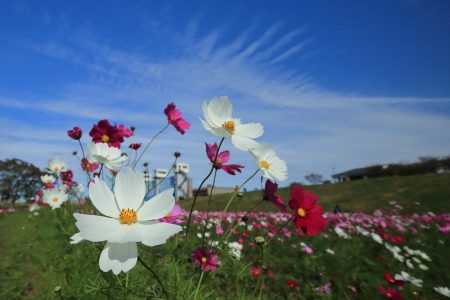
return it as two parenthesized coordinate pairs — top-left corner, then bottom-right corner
(0, 158), (42, 206)
(304, 172), (324, 185)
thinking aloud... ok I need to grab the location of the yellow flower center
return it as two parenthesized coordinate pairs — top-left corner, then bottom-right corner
(53, 167), (59, 172)
(297, 208), (306, 217)
(201, 256), (207, 264)
(260, 160), (270, 170)
(119, 208), (137, 225)
(222, 120), (235, 134)
(165, 213), (171, 218)
(52, 197), (59, 203)
(101, 134), (110, 142)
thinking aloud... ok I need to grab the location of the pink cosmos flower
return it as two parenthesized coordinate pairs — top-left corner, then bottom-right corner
(263, 178), (287, 212)
(67, 127), (82, 140)
(314, 282), (332, 294)
(205, 143), (244, 175)
(301, 243), (314, 254)
(159, 204), (183, 224)
(191, 247), (219, 272)
(286, 279), (298, 288)
(117, 124), (134, 138)
(250, 266), (261, 277)
(164, 103), (190, 134)
(289, 186), (327, 236)
(60, 170), (74, 186)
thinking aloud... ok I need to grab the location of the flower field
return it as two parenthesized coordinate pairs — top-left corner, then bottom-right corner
(1, 202), (449, 299)
(1, 97), (449, 299)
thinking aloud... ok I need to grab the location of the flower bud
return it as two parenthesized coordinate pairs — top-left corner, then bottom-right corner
(254, 236), (266, 246)
(174, 151), (181, 158)
(130, 125), (136, 132)
(67, 127), (82, 140)
(241, 215), (249, 222)
(72, 151), (78, 156)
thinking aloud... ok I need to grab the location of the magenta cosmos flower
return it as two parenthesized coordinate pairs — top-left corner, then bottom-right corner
(289, 186), (327, 236)
(205, 143), (244, 175)
(89, 119), (132, 148)
(191, 247), (219, 271)
(159, 204), (183, 224)
(67, 126), (82, 140)
(263, 178), (287, 212)
(164, 103), (190, 135)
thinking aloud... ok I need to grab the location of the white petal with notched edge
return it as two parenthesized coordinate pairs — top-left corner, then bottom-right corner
(138, 188), (175, 221)
(99, 242), (137, 275)
(114, 168), (145, 211)
(89, 177), (119, 218)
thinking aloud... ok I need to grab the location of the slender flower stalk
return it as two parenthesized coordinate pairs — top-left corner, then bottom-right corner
(137, 256), (169, 299)
(185, 138), (224, 236)
(132, 123), (169, 169)
(193, 270), (205, 300)
(144, 156), (178, 199)
(221, 169), (260, 217)
(201, 168), (218, 247)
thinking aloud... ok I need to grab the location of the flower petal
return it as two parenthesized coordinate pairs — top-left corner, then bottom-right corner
(99, 242), (137, 275)
(231, 135), (261, 151)
(138, 188), (175, 221)
(114, 167), (145, 210)
(235, 123), (264, 138)
(73, 213), (121, 242)
(89, 176), (119, 218)
(135, 221), (182, 246)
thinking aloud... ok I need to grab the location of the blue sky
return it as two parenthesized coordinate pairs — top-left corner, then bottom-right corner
(1, 0), (450, 189)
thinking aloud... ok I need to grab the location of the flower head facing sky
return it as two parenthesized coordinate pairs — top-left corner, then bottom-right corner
(289, 186), (327, 236)
(201, 96), (263, 151)
(249, 144), (287, 182)
(47, 157), (67, 174)
(71, 168), (182, 274)
(205, 142), (244, 175)
(164, 103), (190, 134)
(43, 188), (68, 210)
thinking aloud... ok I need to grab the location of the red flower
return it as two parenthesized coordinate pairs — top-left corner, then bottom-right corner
(191, 247), (219, 272)
(286, 279), (298, 288)
(67, 127), (82, 140)
(383, 273), (405, 286)
(81, 158), (99, 172)
(89, 119), (126, 148)
(378, 286), (404, 300)
(263, 178), (287, 212)
(205, 142), (244, 175)
(129, 143), (142, 150)
(164, 103), (190, 134)
(289, 186), (327, 236)
(61, 170), (74, 186)
(250, 266), (261, 277)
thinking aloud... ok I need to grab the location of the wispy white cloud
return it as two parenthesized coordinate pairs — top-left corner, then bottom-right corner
(2, 20), (449, 188)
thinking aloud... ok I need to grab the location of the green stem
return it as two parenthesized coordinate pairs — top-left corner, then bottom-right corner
(221, 169), (260, 218)
(193, 270), (205, 300)
(137, 256), (169, 299)
(133, 123), (169, 169)
(202, 168), (218, 247)
(185, 138), (224, 237)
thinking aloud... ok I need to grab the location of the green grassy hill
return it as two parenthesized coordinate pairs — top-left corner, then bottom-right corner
(180, 173), (450, 214)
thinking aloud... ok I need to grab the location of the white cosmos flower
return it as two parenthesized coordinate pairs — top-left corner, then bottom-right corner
(249, 143), (288, 182)
(200, 96), (264, 151)
(43, 188), (68, 209)
(71, 168), (182, 275)
(395, 271), (423, 287)
(434, 286), (450, 298)
(40, 174), (56, 183)
(47, 157), (67, 173)
(228, 242), (243, 260)
(29, 203), (40, 212)
(86, 142), (127, 170)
